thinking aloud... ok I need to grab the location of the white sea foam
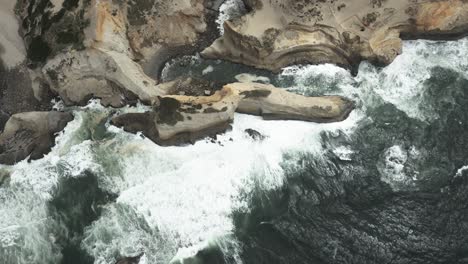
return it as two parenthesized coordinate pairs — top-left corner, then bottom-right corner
(377, 145), (422, 190)
(358, 38), (468, 121)
(216, 0), (247, 35)
(379, 145), (408, 183)
(455, 165), (468, 178)
(202, 65), (214, 75)
(280, 38), (468, 123)
(81, 107), (361, 263)
(0, 189), (61, 264)
(0, 107), (106, 263)
(3, 36), (468, 264)
(333, 146), (354, 161)
(235, 73), (270, 84)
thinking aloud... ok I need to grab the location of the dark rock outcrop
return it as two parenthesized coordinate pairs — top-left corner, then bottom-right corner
(0, 111), (74, 165)
(244, 128), (266, 141)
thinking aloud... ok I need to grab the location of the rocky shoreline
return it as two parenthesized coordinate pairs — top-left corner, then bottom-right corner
(202, 0), (468, 73)
(1, 1), (468, 264)
(0, 0), (360, 164)
(2, 0), (468, 163)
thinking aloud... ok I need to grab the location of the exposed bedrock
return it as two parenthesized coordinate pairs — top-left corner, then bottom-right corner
(0, 111), (74, 165)
(202, 0), (468, 72)
(228, 82), (354, 122)
(42, 49), (160, 107)
(3, 0), (208, 110)
(15, 0), (214, 67)
(111, 86), (240, 146)
(12, 0), (221, 107)
(112, 83), (354, 145)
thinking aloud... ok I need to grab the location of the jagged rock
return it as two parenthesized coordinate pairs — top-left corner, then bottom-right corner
(228, 82), (354, 122)
(111, 87), (239, 146)
(0, 111), (74, 165)
(244, 128), (266, 141)
(202, 0), (468, 72)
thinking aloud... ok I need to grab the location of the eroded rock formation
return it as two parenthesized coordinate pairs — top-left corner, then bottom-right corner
(202, 0), (468, 72)
(12, 0), (219, 106)
(112, 86), (240, 145)
(229, 82), (354, 122)
(112, 82), (354, 145)
(0, 111), (74, 165)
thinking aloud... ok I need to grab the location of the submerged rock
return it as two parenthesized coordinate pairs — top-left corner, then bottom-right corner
(115, 253), (144, 264)
(202, 0), (468, 72)
(244, 129), (266, 141)
(0, 169), (9, 186)
(0, 111), (73, 165)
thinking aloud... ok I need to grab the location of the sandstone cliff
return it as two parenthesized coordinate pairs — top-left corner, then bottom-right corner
(202, 0), (468, 72)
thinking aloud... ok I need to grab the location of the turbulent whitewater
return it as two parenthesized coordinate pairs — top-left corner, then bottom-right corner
(2, 0), (468, 263)
(2, 36), (468, 263)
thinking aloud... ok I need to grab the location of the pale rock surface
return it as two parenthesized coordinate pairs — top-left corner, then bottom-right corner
(202, 0), (468, 72)
(14, 0), (214, 106)
(229, 82), (354, 122)
(112, 82), (354, 145)
(112, 87), (240, 145)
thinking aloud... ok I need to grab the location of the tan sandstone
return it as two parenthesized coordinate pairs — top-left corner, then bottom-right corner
(202, 0), (468, 72)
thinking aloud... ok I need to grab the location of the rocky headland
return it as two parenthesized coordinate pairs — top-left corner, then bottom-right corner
(1, 1), (468, 264)
(1, 0), (359, 163)
(202, 0), (468, 72)
(2, 0), (468, 161)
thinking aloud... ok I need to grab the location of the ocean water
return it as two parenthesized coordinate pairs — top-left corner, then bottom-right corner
(2, 2), (468, 263)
